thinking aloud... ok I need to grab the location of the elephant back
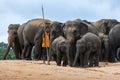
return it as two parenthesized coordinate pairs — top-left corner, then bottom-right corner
(23, 18), (52, 44)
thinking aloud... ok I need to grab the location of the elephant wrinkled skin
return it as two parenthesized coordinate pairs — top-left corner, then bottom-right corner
(3, 24), (22, 59)
(73, 32), (101, 67)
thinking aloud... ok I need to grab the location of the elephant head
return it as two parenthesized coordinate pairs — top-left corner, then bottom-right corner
(93, 19), (119, 35)
(63, 20), (89, 66)
(49, 21), (64, 44)
(3, 24), (21, 59)
(74, 39), (89, 67)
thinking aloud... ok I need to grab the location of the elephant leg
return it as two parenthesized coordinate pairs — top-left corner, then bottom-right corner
(117, 48), (120, 61)
(62, 53), (68, 67)
(100, 49), (104, 61)
(18, 48), (22, 60)
(89, 53), (94, 67)
(12, 46), (20, 59)
(57, 51), (62, 66)
(83, 51), (90, 68)
(104, 49), (108, 62)
(109, 46), (116, 62)
(3, 45), (11, 60)
(34, 40), (42, 60)
(104, 44), (109, 62)
(116, 48), (120, 61)
(21, 44), (29, 59)
(25, 45), (32, 60)
(80, 53), (83, 67)
(73, 51), (79, 67)
(94, 50), (100, 67)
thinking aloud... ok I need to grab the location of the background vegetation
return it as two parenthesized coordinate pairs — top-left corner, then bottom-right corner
(0, 42), (15, 60)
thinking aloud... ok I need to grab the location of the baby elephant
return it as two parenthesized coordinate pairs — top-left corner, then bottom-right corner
(51, 36), (68, 66)
(73, 32), (101, 67)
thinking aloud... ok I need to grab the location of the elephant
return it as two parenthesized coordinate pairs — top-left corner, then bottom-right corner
(51, 36), (68, 66)
(92, 19), (119, 35)
(49, 21), (64, 43)
(21, 18), (52, 60)
(109, 23), (120, 62)
(3, 24), (22, 59)
(117, 48), (120, 60)
(99, 33), (109, 62)
(73, 32), (101, 67)
(63, 19), (99, 66)
(17, 23), (31, 59)
(48, 21), (64, 64)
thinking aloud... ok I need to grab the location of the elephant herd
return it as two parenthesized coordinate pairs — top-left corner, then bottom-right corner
(3, 18), (120, 68)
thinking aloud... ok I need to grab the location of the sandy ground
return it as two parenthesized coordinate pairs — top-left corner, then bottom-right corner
(0, 60), (120, 80)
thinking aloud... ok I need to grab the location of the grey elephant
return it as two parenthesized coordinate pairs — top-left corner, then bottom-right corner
(99, 33), (109, 62)
(17, 23), (31, 59)
(21, 18), (52, 60)
(93, 19), (119, 35)
(73, 32), (101, 67)
(51, 36), (68, 66)
(3, 24), (22, 59)
(63, 19), (99, 66)
(109, 23), (120, 62)
(48, 21), (64, 64)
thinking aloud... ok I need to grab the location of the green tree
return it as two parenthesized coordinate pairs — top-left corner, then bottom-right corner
(0, 42), (7, 48)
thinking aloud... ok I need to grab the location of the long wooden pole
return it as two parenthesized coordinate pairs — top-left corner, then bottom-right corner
(41, 5), (49, 64)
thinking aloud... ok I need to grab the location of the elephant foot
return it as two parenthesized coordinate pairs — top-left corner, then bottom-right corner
(62, 63), (67, 67)
(72, 62), (76, 67)
(25, 58), (32, 60)
(109, 58), (117, 63)
(47, 62), (50, 65)
(68, 63), (73, 67)
(83, 65), (89, 68)
(110, 60), (116, 63)
(33, 59), (39, 61)
(89, 62), (94, 67)
(57, 64), (61, 66)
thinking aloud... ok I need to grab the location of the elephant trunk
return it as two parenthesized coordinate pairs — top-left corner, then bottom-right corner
(3, 44), (11, 60)
(3, 34), (15, 60)
(73, 47), (80, 67)
(103, 36), (109, 62)
(67, 42), (75, 67)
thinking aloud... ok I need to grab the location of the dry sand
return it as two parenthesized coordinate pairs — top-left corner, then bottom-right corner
(0, 60), (120, 80)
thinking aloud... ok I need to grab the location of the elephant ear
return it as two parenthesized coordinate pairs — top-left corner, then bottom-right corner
(61, 23), (65, 30)
(78, 22), (89, 37)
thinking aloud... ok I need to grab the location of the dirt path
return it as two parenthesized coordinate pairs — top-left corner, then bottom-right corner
(0, 60), (120, 80)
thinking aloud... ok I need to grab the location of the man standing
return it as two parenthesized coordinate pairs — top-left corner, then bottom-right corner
(42, 26), (50, 64)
